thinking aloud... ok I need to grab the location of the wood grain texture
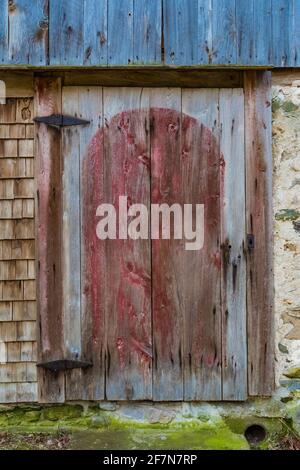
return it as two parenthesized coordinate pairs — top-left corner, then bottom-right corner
(220, 89), (247, 400)
(181, 89), (222, 400)
(34, 76), (64, 402)
(291, 0), (300, 66)
(211, 0), (236, 65)
(78, 86), (105, 400)
(236, 0), (254, 64)
(0, 0), (299, 66)
(107, 0), (134, 65)
(62, 69), (243, 88)
(272, 0), (291, 67)
(198, 0), (212, 64)
(163, 0), (198, 65)
(133, 0), (161, 64)
(0, 0), (8, 65)
(244, 71), (274, 396)
(103, 88), (152, 400)
(83, 0), (107, 65)
(61, 87), (82, 400)
(254, 0), (272, 65)
(7, 0), (48, 65)
(49, 0), (84, 65)
(150, 88), (183, 400)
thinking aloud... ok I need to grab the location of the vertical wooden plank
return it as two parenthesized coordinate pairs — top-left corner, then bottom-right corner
(79, 86), (105, 400)
(272, 0), (291, 66)
(83, 0), (107, 65)
(198, 0), (212, 64)
(181, 89), (222, 400)
(133, 0), (161, 64)
(34, 76), (64, 402)
(220, 89), (247, 400)
(8, 0), (48, 65)
(0, 0), (8, 64)
(61, 87), (82, 400)
(49, 0), (84, 65)
(254, 0), (272, 65)
(163, 0), (198, 65)
(236, 0), (254, 64)
(107, 0), (134, 65)
(103, 87), (152, 400)
(211, 0), (237, 65)
(291, 0), (300, 66)
(150, 88), (183, 400)
(244, 71), (274, 396)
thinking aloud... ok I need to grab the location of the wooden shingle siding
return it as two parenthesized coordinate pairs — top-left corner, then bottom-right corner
(0, 0), (299, 66)
(0, 95), (37, 403)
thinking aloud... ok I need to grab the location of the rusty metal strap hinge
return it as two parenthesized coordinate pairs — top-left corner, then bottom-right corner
(37, 359), (92, 372)
(34, 114), (90, 128)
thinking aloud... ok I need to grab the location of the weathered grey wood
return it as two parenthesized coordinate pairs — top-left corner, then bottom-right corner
(107, 0), (134, 65)
(211, 0), (236, 65)
(272, 69), (300, 86)
(133, 0), (161, 64)
(0, 1), (299, 67)
(7, 0), (48, 65)
(79, 86), (105, 400)
(61, 87), (82, 400)
(35, 76), (65, 402)
(83, 0), (107, 65)
(104, 87), (152, 399)
(0, 0), (8, 65)
(163, 0), (198, 65)
(254, 0), (272, 65)
(181, 89), (222, 400)
(220, 88), (247, 400)
(291, 0), (300, 66)
(236, 0), (254, 64)
(198, 0), (212, 64)
(49, 0), (84, 65)
(150, 88), (183, 400)
(244, 71), (274, 396)
(272, 0), (291, 66)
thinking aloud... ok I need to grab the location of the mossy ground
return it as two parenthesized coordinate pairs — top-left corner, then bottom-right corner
(0, 403), (299, 450)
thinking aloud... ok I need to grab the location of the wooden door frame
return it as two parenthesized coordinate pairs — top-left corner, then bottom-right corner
(31, 70), (274, 402)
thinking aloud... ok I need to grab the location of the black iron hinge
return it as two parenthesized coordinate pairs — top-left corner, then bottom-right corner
(37, 359), (92, 372)
(34, 114), (90, 128)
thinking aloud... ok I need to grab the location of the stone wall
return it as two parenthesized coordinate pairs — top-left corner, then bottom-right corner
(272, 80), (300, 390)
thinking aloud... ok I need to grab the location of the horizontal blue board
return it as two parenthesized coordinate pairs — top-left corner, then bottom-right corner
(0, 0), (299, 66)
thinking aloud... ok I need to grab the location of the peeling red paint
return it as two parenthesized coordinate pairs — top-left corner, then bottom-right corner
(82, 106), (221, 396)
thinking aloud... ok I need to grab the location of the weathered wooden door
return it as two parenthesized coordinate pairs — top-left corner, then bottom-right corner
(37, 85), (248, 401)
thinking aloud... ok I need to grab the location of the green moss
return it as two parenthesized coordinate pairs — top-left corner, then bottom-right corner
(0, 403), (298, 450)
(42, 405), (83, 421)
(284, 367), (300, 379)
(275, 209), (300, 221)
(282, 101), (299, 114)
(70, 426), (249, 450)
(272, 96), (282, 112)
(225, 415), (283, 436)
(24, 411), (41, 423)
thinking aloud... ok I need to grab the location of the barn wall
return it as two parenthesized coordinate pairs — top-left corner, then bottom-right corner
(0, 0), (299, 67)
(0, 97), (37, 403)
(0, 73), (300, 403)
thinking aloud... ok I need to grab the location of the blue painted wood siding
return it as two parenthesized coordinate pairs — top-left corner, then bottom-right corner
(0, 0), (299, 67)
